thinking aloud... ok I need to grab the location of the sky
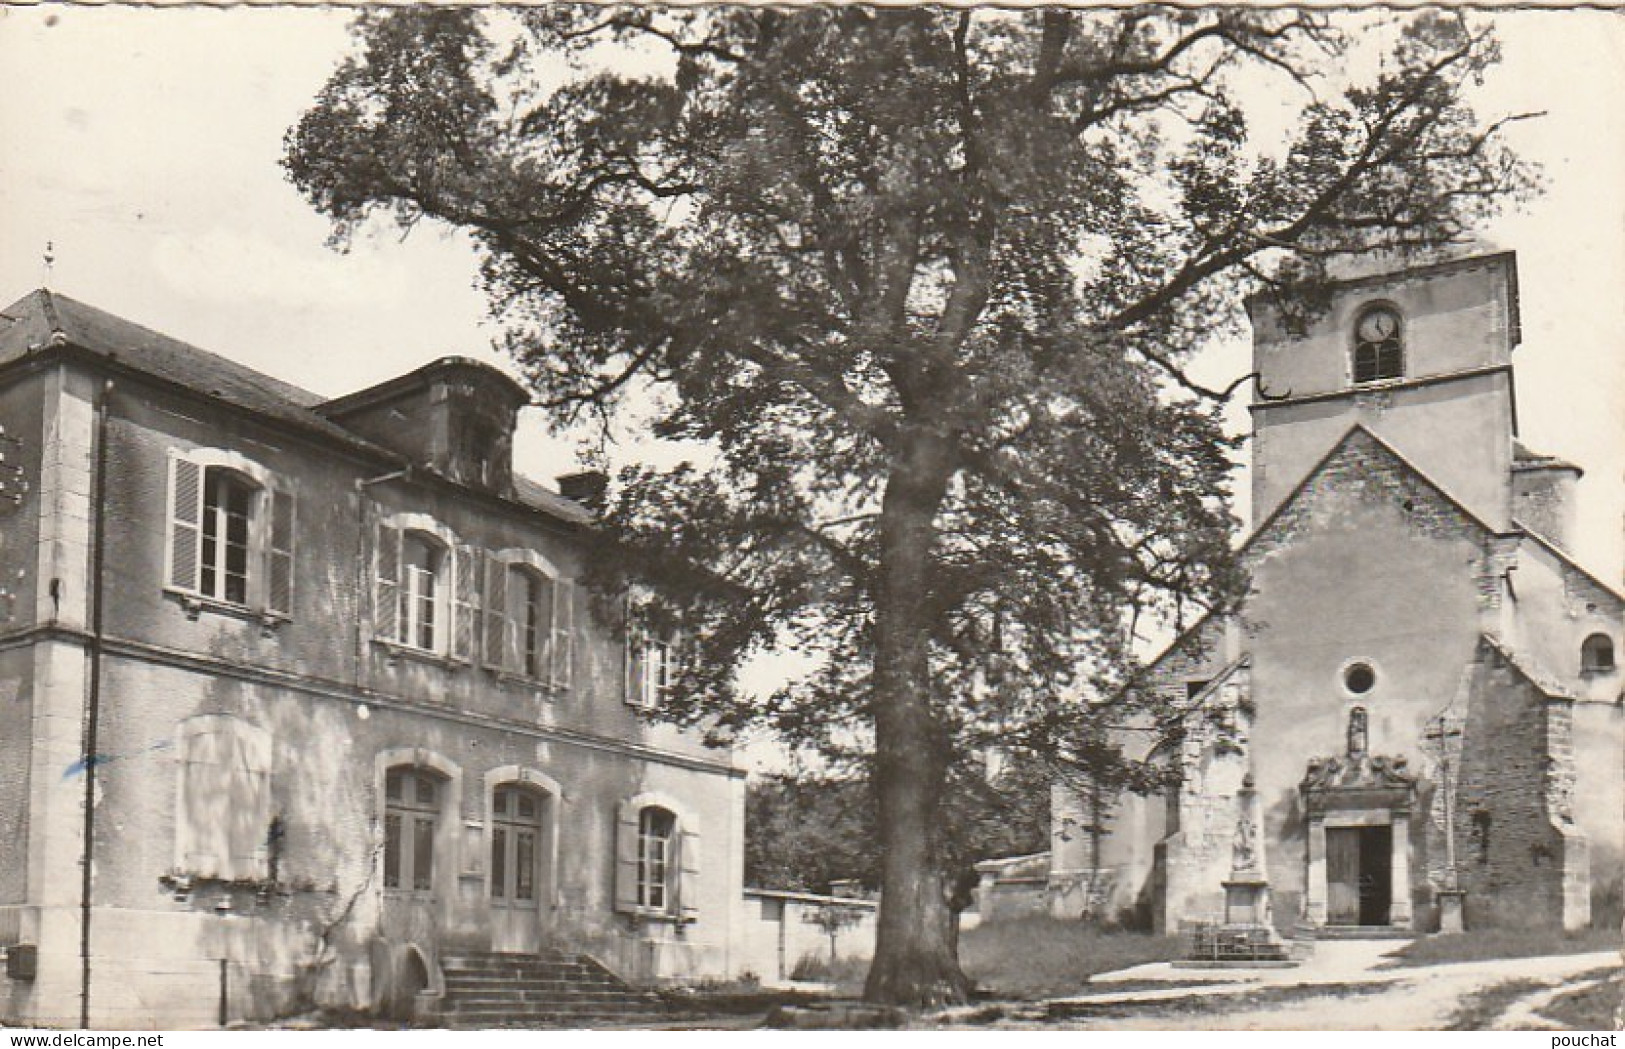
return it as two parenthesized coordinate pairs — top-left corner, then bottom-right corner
(0, 5), (1621, 584)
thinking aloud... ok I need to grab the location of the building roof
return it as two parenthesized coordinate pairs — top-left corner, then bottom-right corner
(1512, 439), (1583, 476)
(0, 288), (352, 438)
(0, 288), (590, 527)
(317, 355), (531, 419)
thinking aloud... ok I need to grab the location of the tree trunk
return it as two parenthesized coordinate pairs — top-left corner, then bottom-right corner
(863, 433), (974, 1008)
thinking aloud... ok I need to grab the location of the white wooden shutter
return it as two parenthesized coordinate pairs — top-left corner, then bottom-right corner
(374, 521), (401, 643)
(625, 627), (647, 708)
(266, 487), (295, 617)
(452, 545), (479, 663)
(177, 728), (224, 877)
(613, 801), (641, 914)
(550, 580), (574, 689)
(167, 455), (204, 592)
(677, 828), (701, 920)
(483, 556), (510, 669)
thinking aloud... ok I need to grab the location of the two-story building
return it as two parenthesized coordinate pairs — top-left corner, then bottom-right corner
(0, 288), (746, 1028)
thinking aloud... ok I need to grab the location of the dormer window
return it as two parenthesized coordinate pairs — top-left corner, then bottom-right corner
(1353, 305), (1404, 384)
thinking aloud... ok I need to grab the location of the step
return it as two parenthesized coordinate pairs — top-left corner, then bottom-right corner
(448, 993), (650, 1013)
(1308, 925), (1414, 940)
(441, 1006), (663, 1025)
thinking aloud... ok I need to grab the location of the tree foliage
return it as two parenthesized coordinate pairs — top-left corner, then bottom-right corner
(746, 763), (1050, 899)
(286, 5), (1535, 1006)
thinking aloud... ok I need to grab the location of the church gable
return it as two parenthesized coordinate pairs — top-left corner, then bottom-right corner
(1244, 424), (1494, 568)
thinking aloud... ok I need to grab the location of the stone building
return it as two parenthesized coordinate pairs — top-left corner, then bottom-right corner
(0, 289), (746, 1027)
(1050, 252), (1624, 936)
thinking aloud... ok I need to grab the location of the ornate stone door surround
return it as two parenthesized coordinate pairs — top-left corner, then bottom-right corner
(1299, 711), (1418, 929)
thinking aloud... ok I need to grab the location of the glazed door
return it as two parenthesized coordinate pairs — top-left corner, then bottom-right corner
(489, 786), (547, 953)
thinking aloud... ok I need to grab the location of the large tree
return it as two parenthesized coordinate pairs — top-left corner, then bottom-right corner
(286, 6), (1534, 1006)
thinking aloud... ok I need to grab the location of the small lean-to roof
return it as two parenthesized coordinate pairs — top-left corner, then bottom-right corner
(1476, 633), (1578, 701)
(0, 288), (592, 527)
(1512, 439), (1583, 476)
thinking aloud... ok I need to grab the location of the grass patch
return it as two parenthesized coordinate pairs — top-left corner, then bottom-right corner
(959, 916), (1182, 999)
(1441, 977), (1547, 1031)
(787, 953), (872, 993)
(1538, 969), (1624, 1031)
(1389, 926), (1617, 968)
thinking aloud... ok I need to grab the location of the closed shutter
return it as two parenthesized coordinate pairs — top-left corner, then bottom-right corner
(613, 800), (640, 914)
(452, 545), (479, 662)
(177, 728), (225, 878)
(167, 455), (204, 592)
(550, 580), (574, 689)
(677, 828), (701, 921)
(374, 521), (401, 643)
(225, 730), (273, 880)
(266, 487), (295, 617)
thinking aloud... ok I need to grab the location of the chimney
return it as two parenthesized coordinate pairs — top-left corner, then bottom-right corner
(558, 470), (608, 511)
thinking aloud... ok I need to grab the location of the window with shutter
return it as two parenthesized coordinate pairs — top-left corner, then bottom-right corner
(166, 449), (294, 620)
(401, 532), (444, 652)
(452, 545), (479, 662)
(483, 555), (511, 670)
(550, 580), (574, 689)
(267, 488), (295, 617)
(613, 801), (642, 915)
(375, 522), (402, 643)
(504, 565), (554, 679)
(628, 633), (677, 710)
(175, 715), (273, 880)
(613, 798), (696, 919)
(200, 469), (255, 605)
(167, 455), (204, 592)
(677, 828), (701, 921)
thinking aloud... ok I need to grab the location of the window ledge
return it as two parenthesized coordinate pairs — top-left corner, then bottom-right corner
(1580, 665), (1617, 677)
(373, 638), (465, 670)
(164, 589), (289, 634)
(492, 669), (562, 695)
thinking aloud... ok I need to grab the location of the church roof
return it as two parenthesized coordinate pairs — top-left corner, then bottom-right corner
(1140, 423), (1624, 688)
(0, 288), (591, 527)
(1251, 424), (1623, 604)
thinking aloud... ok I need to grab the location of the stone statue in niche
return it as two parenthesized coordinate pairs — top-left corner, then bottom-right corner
(1347, 706), (1369, 757)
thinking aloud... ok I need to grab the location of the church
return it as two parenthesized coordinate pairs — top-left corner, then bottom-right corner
(1049, 251), (1623, 936)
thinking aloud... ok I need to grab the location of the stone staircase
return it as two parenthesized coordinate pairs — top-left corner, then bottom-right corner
(428, 950), (668, 1028)
(1304, 924), (1414, 941)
